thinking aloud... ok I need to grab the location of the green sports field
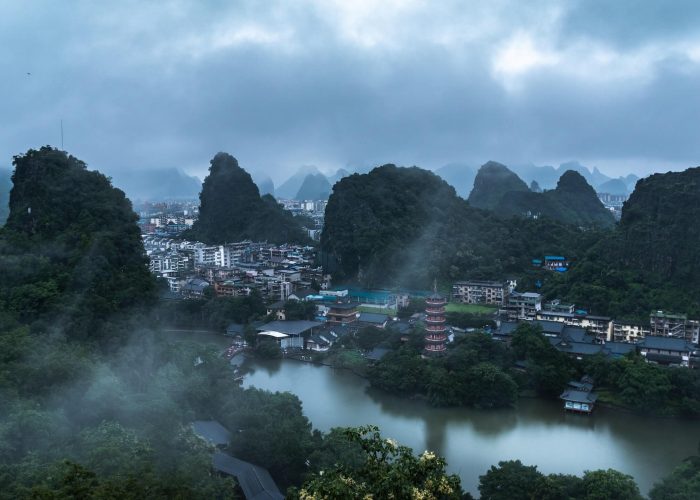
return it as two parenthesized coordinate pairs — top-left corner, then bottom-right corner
(444, 302), (498, 315)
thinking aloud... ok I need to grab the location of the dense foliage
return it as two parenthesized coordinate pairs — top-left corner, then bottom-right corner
(321, 164), (591, 288)
(0, 167), (10, 224)
(497, 170), (615, 228)
(467, 161), (530, 210)
(0, 147), (156, 344)
(511, 323), (575, 398)
(649, 446), (700, 500)
(543, 167), (700, 319)
(290, 426), (464, 499)
(187, 152), (309, 244)
(479, 460), (643, 500)
(368, 332), (518, 408)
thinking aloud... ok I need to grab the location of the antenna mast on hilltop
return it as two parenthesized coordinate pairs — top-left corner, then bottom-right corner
(60, 120), (64, 150)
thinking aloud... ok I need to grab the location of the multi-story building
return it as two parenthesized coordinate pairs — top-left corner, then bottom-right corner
(612, 321), (650, 343)
(326, 302), (359, 325)
(452, 280), (509, 305)
(580, 315), (612, 340)
(506, 292), (542, 321)
(649, 311), (699, 342)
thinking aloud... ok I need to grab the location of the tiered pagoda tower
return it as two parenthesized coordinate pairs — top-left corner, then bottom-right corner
(424, 285), (447, 355)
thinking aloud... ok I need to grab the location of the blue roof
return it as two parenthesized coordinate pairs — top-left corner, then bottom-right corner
(212, 451), (284, 500)
(545, 255), (566, 260)
(359, 312), (389, 324)
(192, 420), (231, 446)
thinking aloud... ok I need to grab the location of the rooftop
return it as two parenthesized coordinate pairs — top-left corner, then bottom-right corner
(192, 420), (232, 447)
(257, 320), (322, 336)
(359, 312), (389, 324)
(639, 336), (696, 351)
(212, 451), (284, 500)
(560, 389), (598, 404)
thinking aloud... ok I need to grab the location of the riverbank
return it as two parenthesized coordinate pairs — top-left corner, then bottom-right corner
(252, 347), (700, 419)
(240, 357), (700, 496)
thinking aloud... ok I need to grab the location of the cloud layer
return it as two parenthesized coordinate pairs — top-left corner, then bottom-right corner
(1, 0), (699, 180)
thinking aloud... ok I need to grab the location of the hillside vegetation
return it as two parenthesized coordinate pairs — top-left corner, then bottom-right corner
(321, 164), (591, 288)
(186, 152), (309, 244)
(497, 170), (615, 228)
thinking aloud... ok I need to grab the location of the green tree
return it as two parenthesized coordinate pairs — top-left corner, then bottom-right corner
(616, 358), (672, 413)
(650, 454), (700, 500)
(464, 363), (518, 409)
(478, 460), (546, 500)
(580, 469), (643, 500)
(291, 426), (463, 499)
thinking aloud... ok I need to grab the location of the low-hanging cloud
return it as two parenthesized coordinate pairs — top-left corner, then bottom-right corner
(1, 0), (699, 181)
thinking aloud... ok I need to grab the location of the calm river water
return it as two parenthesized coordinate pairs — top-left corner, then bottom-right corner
(241, 358), (700, 496)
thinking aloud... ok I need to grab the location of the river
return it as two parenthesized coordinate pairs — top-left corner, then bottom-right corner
(241, 358), (700, 496)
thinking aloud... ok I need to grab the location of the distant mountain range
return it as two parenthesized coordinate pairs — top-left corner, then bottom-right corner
(434, 161), (640, 199)
(466, 161), (614, 228)
(252, 174), (275, 196)
(108, 167), (202, 201)
(295, 173), (331, 200)
(276, 166), (352, 200)
(467, 161), (530, 210)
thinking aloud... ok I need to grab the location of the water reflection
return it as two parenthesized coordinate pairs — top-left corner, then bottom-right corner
(242, 359), (700, 496)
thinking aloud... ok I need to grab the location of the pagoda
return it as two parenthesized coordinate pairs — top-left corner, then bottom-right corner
(424, 282), (447, 355)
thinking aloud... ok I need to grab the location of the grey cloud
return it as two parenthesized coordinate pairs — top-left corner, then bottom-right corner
(0, 0), (699, 182)
(561, 0), (700, 48)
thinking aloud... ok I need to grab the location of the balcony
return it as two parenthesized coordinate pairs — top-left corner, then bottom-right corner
(425, 307), (445, 315)
(425, 344), (446, 352)
(425, 335), (447, 342)
(426, 325), (446, 332)
(425, 316), (446, 324)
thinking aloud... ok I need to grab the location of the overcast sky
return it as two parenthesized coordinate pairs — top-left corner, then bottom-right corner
(2, 0), (700, 181)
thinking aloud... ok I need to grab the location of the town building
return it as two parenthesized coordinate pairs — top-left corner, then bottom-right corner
(611, 321), (650, 343)
(326, 302), (359, 325)
(650, 311), (700, 343)
(506, 292), (542, 321)
(637, 336), (697, 367)
(256, 320), (321, 350)
(451, 280), (510, 305)
(544, 255), (569, 271)
(560, 387), (598, 414)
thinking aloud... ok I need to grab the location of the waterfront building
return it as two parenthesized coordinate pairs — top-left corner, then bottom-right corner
(326, 302), (359, 325)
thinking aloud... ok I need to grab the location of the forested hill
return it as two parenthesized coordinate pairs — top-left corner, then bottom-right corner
(321, 164), (587, 288)
(544, 167), (700, 318)
(0, 146), (156, 342)
(467, 161), (530, 209)
(497, 170), (616, 228)
(0, 166), (10, 224)
(186, 152), (309, 244)
(617, 167), (700, 281)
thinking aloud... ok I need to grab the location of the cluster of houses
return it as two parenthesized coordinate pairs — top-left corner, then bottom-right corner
(229, 296), (415, 355)
(144, 236), (329, 302)
(451, 279), (699, 368)
(137, 200), (199, 236)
